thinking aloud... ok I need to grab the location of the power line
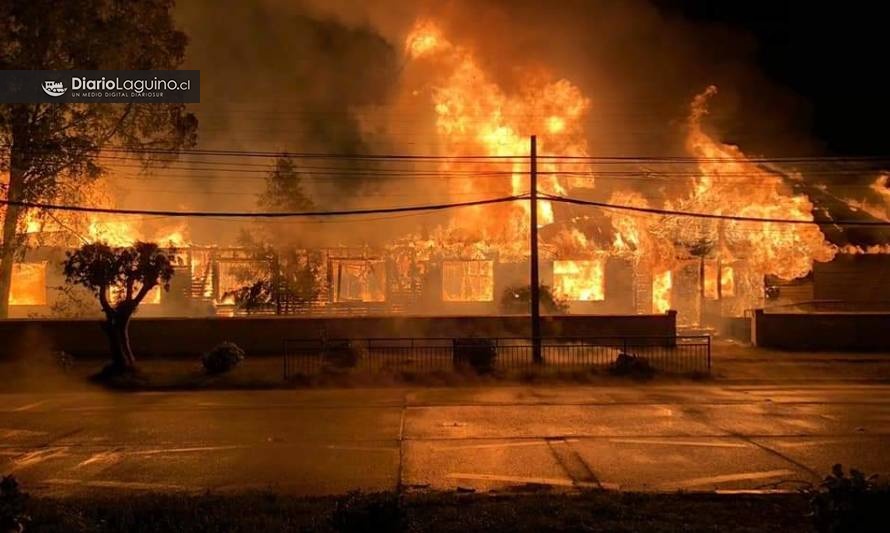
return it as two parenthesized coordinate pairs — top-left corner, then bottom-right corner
(0, 195), (528, 218)
(541, 194), (890, 227)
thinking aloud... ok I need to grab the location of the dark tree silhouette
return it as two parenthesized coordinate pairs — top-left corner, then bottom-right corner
(0, 0), (197, 317)
(63, 242), (174, 373)
(258, 156), (314, 212)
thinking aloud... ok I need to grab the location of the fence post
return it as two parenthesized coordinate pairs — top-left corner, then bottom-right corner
(707, 335), (711, 373)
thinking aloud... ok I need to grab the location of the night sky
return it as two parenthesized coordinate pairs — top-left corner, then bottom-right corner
(656, 1), (890, 155)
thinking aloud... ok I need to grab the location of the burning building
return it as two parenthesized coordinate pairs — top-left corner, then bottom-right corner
(5, 19), (889, 326)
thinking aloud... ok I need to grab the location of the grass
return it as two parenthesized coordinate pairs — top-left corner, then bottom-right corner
(20, 490), (814, 533)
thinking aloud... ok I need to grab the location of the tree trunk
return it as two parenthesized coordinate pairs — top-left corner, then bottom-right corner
(0, 110), (29, 319)
(104, 311), (136, 373)
(0, 170), (24, 319)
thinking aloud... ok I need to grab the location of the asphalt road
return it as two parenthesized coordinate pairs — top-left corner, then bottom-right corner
(2, 384), (889, 495)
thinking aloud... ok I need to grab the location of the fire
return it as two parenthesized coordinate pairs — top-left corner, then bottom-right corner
(442, 260), (494, 301)
(9, 263), (47, 306)
(652, 270), (672, 314)
(682, 86), (835, 282)
(553, 259), (605, 301)
(405, 19), (446, 59)
(86, 217), (188, 247)
(109, 284), (162, 305)
(87, 218), (139, 247)
(839, 174), (890, 223)
(405, 20), (593, 259)
(332, 260), (386, 302)
(704, 262), (735, 299)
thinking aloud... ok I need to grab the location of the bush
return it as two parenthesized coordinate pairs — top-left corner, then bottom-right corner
(1, 475), (29, 533)
(608, 352), (654, 378)
(807, 464), (889, 533)
(53, 350), (74, 372)
(202, 342), (245, 375)
(330, 491), (404, 533)
(323, 340), (360, 370)
(453, 339), (497, 374)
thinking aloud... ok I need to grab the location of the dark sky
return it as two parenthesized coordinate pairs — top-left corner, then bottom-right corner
(655, 1), (890, 155)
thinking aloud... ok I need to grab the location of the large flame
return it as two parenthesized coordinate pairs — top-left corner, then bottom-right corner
(405, 20), (593, 261)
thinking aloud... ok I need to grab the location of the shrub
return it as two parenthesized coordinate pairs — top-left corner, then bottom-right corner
(608, 352), (654, 378)
(202, 342), (245, 375)
(0, 475), (29, 533)
(807, 464), (888, 533)
(323, 340), (360, 370)
(453, 339), (497, 374)
(330, 491), (404, 533)
(53, 350), (74, 372)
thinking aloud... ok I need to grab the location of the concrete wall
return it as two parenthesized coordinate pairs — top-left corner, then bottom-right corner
(0, 312), (676, 358)
(752, 309), (890, 351)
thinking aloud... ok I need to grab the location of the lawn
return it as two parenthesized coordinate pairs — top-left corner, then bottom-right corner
(17, 490), (815, 533)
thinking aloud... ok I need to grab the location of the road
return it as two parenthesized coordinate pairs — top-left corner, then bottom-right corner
(2, 384), (890, 495)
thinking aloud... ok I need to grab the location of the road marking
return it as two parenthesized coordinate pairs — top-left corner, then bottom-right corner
(76, 451), (122, 468)
(435, 439), (577, 451)
(447, 472), (618, 489)
(73, 445), (246, 468)
(8, 447), (68, 472)
(663, 469), (794, 490)
(0, 428), (48, 439)
(769, 438), (857, 448)
(129, 445), (246, 456)
(10, 400), (50, 412)
(326, 445), (397, 453)
(608, 438), (747, 449)
(43, 478), (194, 492)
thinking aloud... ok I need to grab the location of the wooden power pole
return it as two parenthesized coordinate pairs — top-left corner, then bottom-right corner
(530, 135), (543, 364)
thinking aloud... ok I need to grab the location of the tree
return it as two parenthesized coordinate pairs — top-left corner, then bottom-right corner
(258, 156), (314, 212)
(225, 156), (321, 314)
(225, 234), (323, 314)
(63, 242), (174, 373)
(0, 0), (198, 317)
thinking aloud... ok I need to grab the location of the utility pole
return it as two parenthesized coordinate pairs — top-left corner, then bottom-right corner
(530, 135), (542, 364)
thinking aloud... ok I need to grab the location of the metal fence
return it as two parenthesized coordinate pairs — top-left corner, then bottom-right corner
(283, 335), (710, 379)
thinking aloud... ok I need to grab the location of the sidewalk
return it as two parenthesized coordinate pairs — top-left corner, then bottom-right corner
(710, 339), (890, 383)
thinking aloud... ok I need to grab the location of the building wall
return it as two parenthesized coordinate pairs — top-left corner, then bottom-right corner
(814, 255), (890, 305)
(752, 309), (890, 351)
(0, 313), (677, 358)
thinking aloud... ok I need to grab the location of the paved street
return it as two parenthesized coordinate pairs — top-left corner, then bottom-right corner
(2, 384), (890, 495)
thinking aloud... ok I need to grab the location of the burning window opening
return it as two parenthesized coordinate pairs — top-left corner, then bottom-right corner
(331, 259), (386, 303)
(703, 262), (736, 299)
(442, 260), (494, 302)
(552, 259), (605, 301)
(107, 284), (162, 305)
(652, 270), (672, 314)
(9, 263), (47, 306)
(217, 260), (268, 305)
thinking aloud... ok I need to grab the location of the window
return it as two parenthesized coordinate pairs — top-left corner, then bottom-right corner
(442, 260), (493, 302)
(552, 260), (605, 301)
(108, 284), (162, 305)
(332, 260), (386, 302)
(652, 270), (672, 314)
(703, 262), (735, 299)
(9, 263), (47, 305)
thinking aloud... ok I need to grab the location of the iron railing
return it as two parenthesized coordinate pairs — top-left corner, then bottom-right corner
(282, 335), (710, 379)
